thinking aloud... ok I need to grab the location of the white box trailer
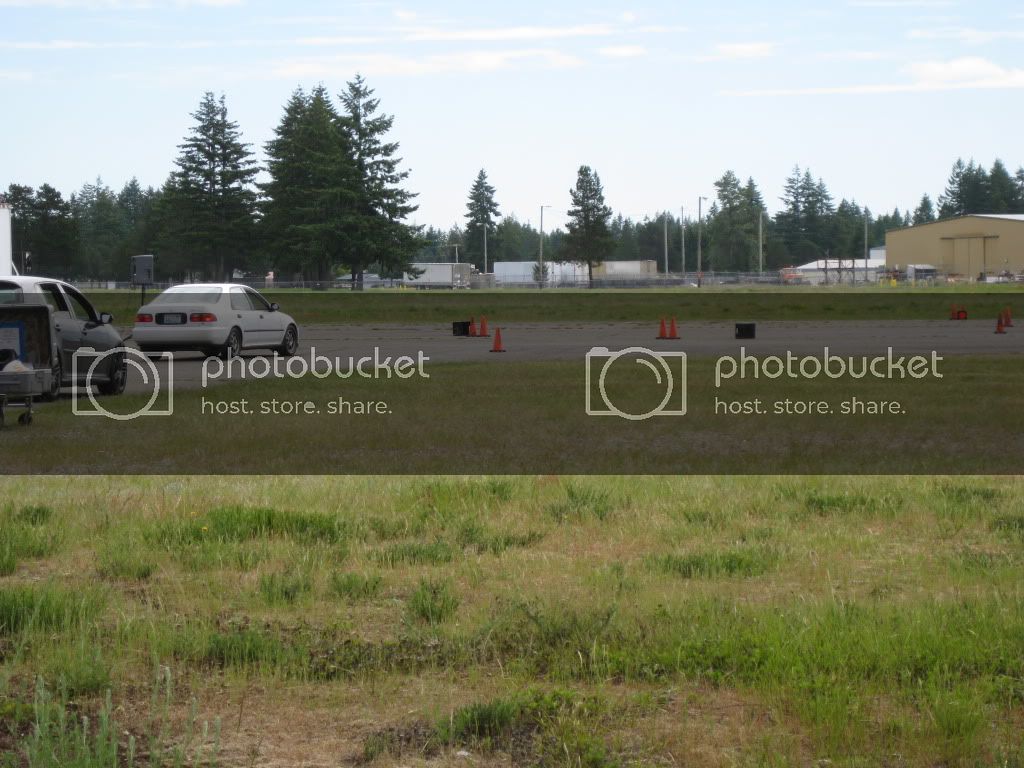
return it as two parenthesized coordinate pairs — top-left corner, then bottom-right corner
(0, 200), (13, 277)
(403, 262), (472, 289)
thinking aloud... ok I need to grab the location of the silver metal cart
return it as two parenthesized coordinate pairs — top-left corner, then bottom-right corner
(0, 305), (55, 428)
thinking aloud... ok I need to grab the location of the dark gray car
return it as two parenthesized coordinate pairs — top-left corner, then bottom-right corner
(0, 277), (127, 400)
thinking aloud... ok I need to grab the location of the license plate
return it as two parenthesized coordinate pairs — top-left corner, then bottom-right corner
(159, 314), (185, 325)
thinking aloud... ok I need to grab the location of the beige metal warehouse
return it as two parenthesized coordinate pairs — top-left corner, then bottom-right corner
(885, 214), (1024, 280)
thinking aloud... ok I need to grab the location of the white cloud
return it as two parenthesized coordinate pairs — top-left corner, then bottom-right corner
(271, 48), (583, 79)
(908, 26), (1024, 44)
(0, 69), (32, 80)
(598, 45), (646, 58)
(402, 24), (614, 43)
(620, 11), (637, 23)
(698, 41), (777, 61)
(817, 49), (892, 61)
(0, 0), (241, 6)
(849, 0), (954, 7)
(729, 56), (1024, 95)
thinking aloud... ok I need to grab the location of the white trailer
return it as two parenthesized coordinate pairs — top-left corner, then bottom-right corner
(0, 199), (13, 277)
(403, 262), (472, 289)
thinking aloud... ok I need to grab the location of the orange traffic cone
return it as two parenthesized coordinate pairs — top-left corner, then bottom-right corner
(1004, 307), (1014, 327)
(657, 317), (668, 340)
(490, 327), (505, 352)
(479, 316), (490, 337)
(995, 314), (1006, 334)
(468, 316), (478, 337)
(667, 317), (680, 340)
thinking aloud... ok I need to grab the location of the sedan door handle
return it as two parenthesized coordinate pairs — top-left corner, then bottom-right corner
(55, 324), (61, 331)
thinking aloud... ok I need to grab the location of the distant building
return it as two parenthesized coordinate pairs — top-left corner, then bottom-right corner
(885, 214), (1024, 279)
(792, 256), (885, 285)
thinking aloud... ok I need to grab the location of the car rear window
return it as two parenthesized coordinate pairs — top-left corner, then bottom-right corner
(0, 281), (24, 304)
(152, 288), (223, 304)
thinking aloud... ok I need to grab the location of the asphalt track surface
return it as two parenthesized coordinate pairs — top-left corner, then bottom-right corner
(119, 319), (1023, 395)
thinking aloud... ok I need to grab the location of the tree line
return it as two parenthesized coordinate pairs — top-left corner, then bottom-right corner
(5, 76), (1023, 281)
(434, 158), (1024, 277)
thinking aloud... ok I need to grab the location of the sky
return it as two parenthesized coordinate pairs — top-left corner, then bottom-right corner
(1, 0), (1023, 232)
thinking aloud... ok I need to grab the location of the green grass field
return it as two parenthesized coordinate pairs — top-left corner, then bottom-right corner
(2, 476), (1024, 766)
(86, 285), (1024, 326)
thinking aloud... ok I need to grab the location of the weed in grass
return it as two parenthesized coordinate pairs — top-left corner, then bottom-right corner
(368, 516), (422, 541)
(42, 638), (111, 697)
(922, 682), (987, 764)
(547, 482), (615, 522)
(456, 520), (544, 556)
(0, 585), (103, 636)
(96, 545), (155, 581)
(651, 545), (778, 579)
(992, 514), (1024, 538)
(148, 505), (349, 549)
(939, 482), (1003, 506)
(258, 569), (312, 605)
(407, 578), (459, 625)
(0, 521), (62, 575)
(372, 540), (454, 567)
(10, 505), (53, 525)
(800, 490), (902, 519)
(328, 572), (383, 600)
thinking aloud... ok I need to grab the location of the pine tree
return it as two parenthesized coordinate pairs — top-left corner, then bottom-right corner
(988, 159), (1018, 213)
(912, 194), (935, 225)
(464, 169), (500, 270)
(339, 74), (420, 287)
(938, 158), (967, 218)
(261, 86), (361, 282)
(563, 166), (614, 286)
(158, 92), (257, 280)
(73, 178), (126, 279)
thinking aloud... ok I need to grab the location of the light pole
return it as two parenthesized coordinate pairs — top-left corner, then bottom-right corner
(474, 221), (489, 274)
(539, 204), (551, 288)
(697, 196), (707, 287)
(663, 212), (669, 275)
(864, 212), (869, 284)
(758, 210), (765, 274)
(680, 207), (685, 274)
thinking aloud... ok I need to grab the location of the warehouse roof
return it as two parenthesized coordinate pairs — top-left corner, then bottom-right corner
(973, 214), (1024, 222)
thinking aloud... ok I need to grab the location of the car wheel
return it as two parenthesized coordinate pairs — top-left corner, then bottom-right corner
(40, 358), (62, 402)
(97, 349), (128, 396)
(221, 327), (242, 360)
(277, 325), (299, 357)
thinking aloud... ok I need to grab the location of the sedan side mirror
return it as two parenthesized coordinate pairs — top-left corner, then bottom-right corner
(269, 303), (280, 312)
(100, 312), (114, 325)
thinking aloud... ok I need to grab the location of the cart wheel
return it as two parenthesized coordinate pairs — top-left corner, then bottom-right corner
(18, 412), (32, 426)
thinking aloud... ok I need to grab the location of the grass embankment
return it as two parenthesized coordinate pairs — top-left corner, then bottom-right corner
(85, 287), (1024, 326)
(1, 476), (1023, 766)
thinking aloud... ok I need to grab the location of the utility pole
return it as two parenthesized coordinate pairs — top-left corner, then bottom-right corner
(663, 213), (669, 275)
(697, 196), (707, 287)
(680, 206), (685, 274)
(864, 212), (869, 284)
(758, 211), (764, 274)
(539, 204), (551, 289)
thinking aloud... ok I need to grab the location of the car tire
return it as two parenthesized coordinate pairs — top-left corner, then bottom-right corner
(221, 327), (242, 361)
(40, 358), (62, 402)
(97, 349), (128, 396)
(277, 325), (299, 357)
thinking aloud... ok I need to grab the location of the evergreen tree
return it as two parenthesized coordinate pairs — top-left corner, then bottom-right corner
(463, 169), (500, 270)
(912, 194), (936, 225)
(261, 86), (360, 281)
(938, 158), (967, 218)
(1016, 167), (1024, 212)
(72, 178), (126, 279)
(563, 166), (614, 285)
(339, 74), (420, 287)
(157, 92), (258, 280)
(988, 159), (1018, 213)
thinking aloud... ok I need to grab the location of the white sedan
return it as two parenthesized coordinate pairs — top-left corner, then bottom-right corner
(133, 284), (299, 359)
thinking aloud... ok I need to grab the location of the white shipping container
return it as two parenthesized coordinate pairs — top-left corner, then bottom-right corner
(0, 201), (13, 277)
(404, 262), (472, 289)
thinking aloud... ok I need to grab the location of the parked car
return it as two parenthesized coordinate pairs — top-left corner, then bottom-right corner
(133, 284), (299, 359)
(0, 276), (128, 400)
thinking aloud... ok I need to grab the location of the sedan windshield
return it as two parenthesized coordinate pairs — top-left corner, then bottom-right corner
(152, 288), (223, 305)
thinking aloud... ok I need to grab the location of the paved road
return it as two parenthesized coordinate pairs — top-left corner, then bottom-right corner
(122, 319), (1024, 395)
